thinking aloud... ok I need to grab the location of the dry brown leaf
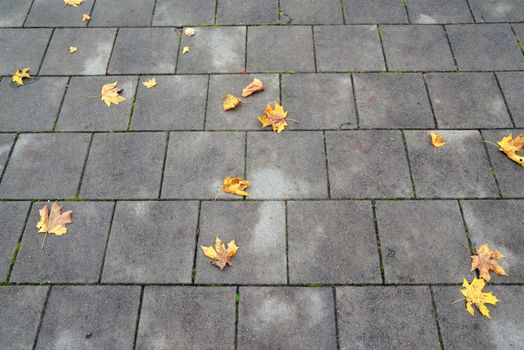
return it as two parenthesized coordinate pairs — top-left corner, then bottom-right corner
(201, 236), (238, 270)
(37, 202), (73, 236)
(242, 78), (264, 97)
(82, 13), (91, 22)
(258, 102), (288, 133)
(182, 46), (190, 54)
(430, 132), (445, 148)
(142, 78), (157, 88)
(497, 134), (524, 167)
(471, 244), (507, 282)
(64, 0), (83, 7)
(223, 94), (241, 111)
(69, 46), (78, 53)
(12, 68), (31, 86)
(101, 81), (126, 107)
(460, 278), (499, 318)
(184, 28), (196, 36)
(221, 176), (250, 196)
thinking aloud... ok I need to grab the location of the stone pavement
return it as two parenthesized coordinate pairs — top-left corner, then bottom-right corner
(1, 0), (524, 349)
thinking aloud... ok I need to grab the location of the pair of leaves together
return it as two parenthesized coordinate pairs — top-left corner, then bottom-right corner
(222, 78), (265, 111)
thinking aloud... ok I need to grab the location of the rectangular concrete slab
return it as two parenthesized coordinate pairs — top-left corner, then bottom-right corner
(496, 72), (524, 127)
(152, 0), (216, 26)
(137, 287), (236, 350)
(282, 74), (356, 129)
(217, 0), (278, 24)
(336, 286), (440, 349)
(35, 286), (140, 350)
(288, 201), (381, 283)
(0, 0), (32, 27)
(246, 131), (328, 199)
(0, 286), (48, 350)
(10, 201), (113, 283)
(0, 28), (52, 75)
(80, 132), (166, 199)
(469, 0), (524, 22)
(89, 0), (155, 26)
(280, 0), (343, 24)
(461, 200), (524, 283)
(408, 0), (473, 24)
(0, 202), (30, 281)
(196, 201), (287, 284)
(405, 130), (498, 198)
(325, 130), (413, 198)
(343, 0), (408, 24)
(314, 25), (385, 72)
(0, 133), (90, 199)
(161, 132), (245, 199)
(238, 287), (337, 349)
(0, 133), (15, 176)
(102, 201), (198, 283)
(376, 200), (470, 283)
(132, 75), (208, 130)
(25, 0), (93, 27)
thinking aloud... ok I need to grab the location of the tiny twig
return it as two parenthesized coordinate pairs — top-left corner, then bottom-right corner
(213, 191), (223, 201)
(41, 232), (47, 250)
(87, 95), (99, 99)
(287, 118), (301, 124)
(451, 297), (465, 305)
(482, 140), (499, 148)
(264, 79), (278, 88)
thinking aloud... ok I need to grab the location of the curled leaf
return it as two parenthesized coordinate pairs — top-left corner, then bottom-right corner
(64, 0), (83, 7)
(82, 13), (91, 22)
(182, 46), (190, 54)
(142, 78), (157, 88)
(101, 81), (126, 107)
(201, 236), (238, 270)
(184, 28), (196, 36)
(221, 176), (250, 196)
(430, 132), (445, 148)
(258, 102), (288, 133)
(69, 46), (78, 53)
(242, 78), (264, 97)
(12, 68), (31, 86)
(497, 134), (524, 167)
(223, 94), (241, 111)
(460, 278), (499, 318)
(471, 244), (507, 282)
(37, 202), (73, 237)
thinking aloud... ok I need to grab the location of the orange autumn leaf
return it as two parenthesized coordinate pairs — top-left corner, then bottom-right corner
(430, 132), (445, 148)
(221, 176), (250, 196)
(201, 236), (238, 270)
(100, 81), (126, 107)
(497, 134), (524, 167)
(223, 94), (241, 111)
(82, 13), (91, 22)
(258, 102), (288, 133)
(242, 78), (264, 97)
(471, 244), (507, 282)
(37, 202), (73, 237)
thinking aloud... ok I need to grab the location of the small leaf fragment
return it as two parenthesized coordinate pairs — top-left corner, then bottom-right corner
(258, 102), (288, 133)
(100, 81), (126, 107)
(242, 78), (264, 97)
(460, 278), (499, 318)
(182, 46), (190, 54)
(12, 68), (31, 86)
(37, 202), (73, 237)
(201, 236), (238, 270)
(184, 28), (196, 36)
(82, 13), (91, 22)
(497, 134), (524, 167)
(69, 46), (78, 53)
(221, 176), (250, 196)
(142, 78), (157, 89)
(64, 0), (83, 7)
(471, 244), (507, 282)
(430, 132), (446, 148)
(222, 94), (241, 111)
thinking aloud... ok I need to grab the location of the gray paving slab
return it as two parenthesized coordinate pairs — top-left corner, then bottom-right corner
(469, 0), (524, 22)
(382, 25), (456, 71)
(161, 132), (245, 199)
(376, 200), (470, 283)
(0, 0), (32, 27)
(56, 76), (137, 131)
(496, 72), (524, 127)
(238, 287), (337, 349)
(136, 287), (236, 350)
(40, 28), (116, 75)
(25, 0), (94, 27)
(408, 0), (473, 24)
(325, 130), (413, 198)
(343, 0), (408, 24)
(447, 24), (524, 71)
(0, 77), (67, 131)
(89, 0), (155, 26)
(461, 200), (524, 283)
(288, 200), (381, 284)
(246, 131), (328, 199)
(196, 201), (286, 284)
(314, 25), (385, 72)
(435, 286), (524, 349)
(0, 201), (30, 281)
(152, 0), (216, 26)
(282, 73), (356, 129)
(108, 28), (179, 74)
(425, 73), (512, 128)
(177, 27), (246, 74)
(0, 286), (48, 350)
(481, 130), (524, 198)
(80, 133), (166, 199)
(10, 202), (113, 283)
(217, 0), (278, 24)
(281, 0), (343, 24)
(337, 286), (440, 349)
(0, 134), (15, 176)
(247, 26), (315, 72)
(0, 28), (52, 75)
(35, 286), (140, 350)
(205, 74), (280, 130)
(0, 133), (90, 199)
(405, 130), (498, 198)
(102, 201), (198, 283)
(513, 23), (524, 53)
(353, 73), (434, 128)
(132, 75), (208, 130)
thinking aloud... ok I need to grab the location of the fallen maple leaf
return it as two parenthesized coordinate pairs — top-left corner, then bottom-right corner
(12, 68), (31, 86)
(242, 78), (264, 97)
(100, 81), (126, 107)
(497, 134), (524, 167)
(37, 202), (73, 236)
(69, 46), (78, 53)
(184, 28), (196, 36)
(64, 0), (83, 7)
(471, 244), (507, 282)
(82, 13), (90, 22)
(182, 46), (190, 54)
(460, 278), (499, 318)
(221, 176), (250, 196)
(142, 78), (157, 88)
(258, 102), (288, 133)
(430, 132), (445, 148)
(223, 94), (241, 111)
(201, 236), (238, 270)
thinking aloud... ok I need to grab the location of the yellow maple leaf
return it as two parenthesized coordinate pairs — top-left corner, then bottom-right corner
(184, 28), (196, 37)
(497, 134), (524, 167)
(69, 46), (78, 53)
(201, 236), (238, 270)
(100, 81), (126, 107)
(221, 176), (250, 196)
(430, 132), (445, 148)
(82, 13), (90, 22)
(258, 102), (288, 133)
(64, 0), (83, 7)
(460, 278), (499, 318)
(142, 78), (157, 88)
(471, 244), (507, 282)
(242, 78), (264, 97)
(182, 46), (190, 54)
(12, 68), (31, 86)
(223, 94), (241, 111)
(37, 202), (73, 237)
